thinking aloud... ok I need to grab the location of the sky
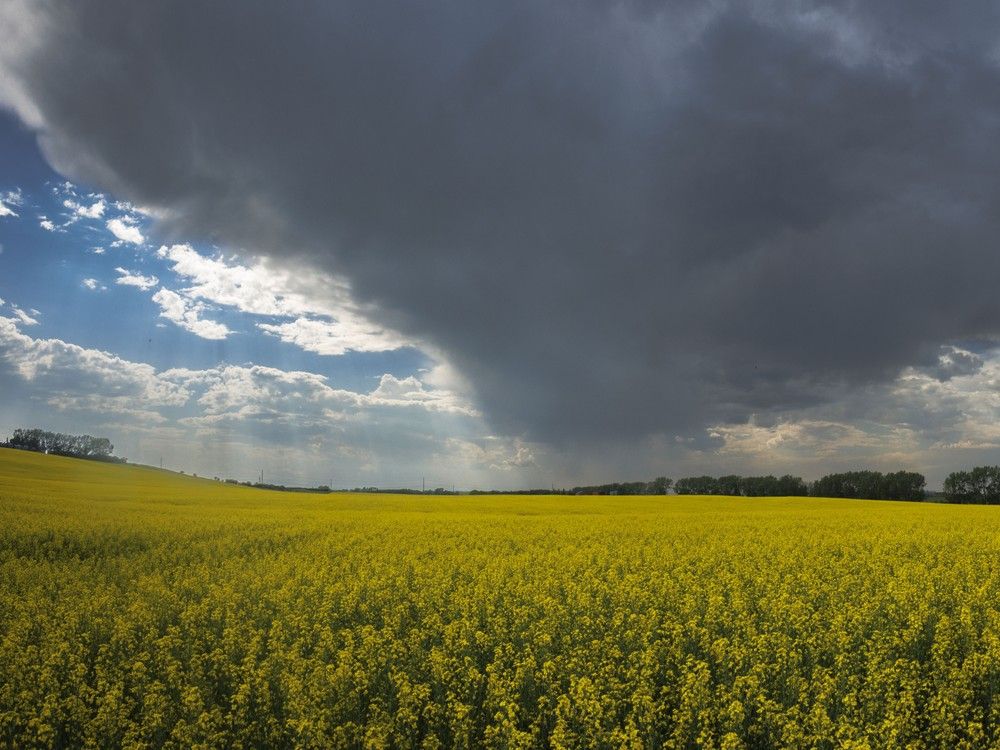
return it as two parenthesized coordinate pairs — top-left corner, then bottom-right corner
(3, 1), (1000, 490)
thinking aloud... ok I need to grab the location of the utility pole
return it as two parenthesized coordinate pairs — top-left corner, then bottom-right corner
(422, 476), (425, 493)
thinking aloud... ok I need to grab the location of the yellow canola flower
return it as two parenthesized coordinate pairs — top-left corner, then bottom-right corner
(4, 448), (1000, 748)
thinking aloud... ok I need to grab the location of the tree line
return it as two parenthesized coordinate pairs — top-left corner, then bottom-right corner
(566, 471), (930, 500)
(3, 428), (125, 463)
(569, 477), (674, 495)
(809, 470), (926, 501)
(670, 471), (926, 500)
(674, 474), (809, 497)
(943, 466), (1000, 504)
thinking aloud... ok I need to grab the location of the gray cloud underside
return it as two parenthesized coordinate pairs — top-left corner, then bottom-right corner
(5, 0), (1000, 443)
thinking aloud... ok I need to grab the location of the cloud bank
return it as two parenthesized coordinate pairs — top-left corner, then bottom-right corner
(0, 312), (504, 487)
(4, 1), (1000, 450)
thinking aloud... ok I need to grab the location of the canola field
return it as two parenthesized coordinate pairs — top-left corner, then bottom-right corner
(4, 449), (1000, 748)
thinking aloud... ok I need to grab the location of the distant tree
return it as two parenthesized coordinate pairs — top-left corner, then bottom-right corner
(571, 480), (661, 495)
(943, 470), (972, 504)
(672, 474), (807, 497)
(811, 470), (924, 501)
(10, 429), (43, 452)
(616, 481), (648, 495)
(741, 475), (774, 496)
(776, 474), (809, 496)
(881, 470), (926, 501)
(944, 466), (1000, 504)
(9, 428), (115, 460)
(674, 476), (719, 495)
(715, 475), (742, 495)
(648, 476), (673, 494)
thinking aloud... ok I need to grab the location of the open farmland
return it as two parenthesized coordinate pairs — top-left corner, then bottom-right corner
(4, 449), (1000, 748)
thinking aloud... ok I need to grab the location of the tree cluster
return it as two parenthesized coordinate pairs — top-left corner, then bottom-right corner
(6, 428), (123, 462)
(674, 474), (808, 497)
(570, 477), (673, 495)
(943, 466), (1000, 504)
(810, 470), (925, 501)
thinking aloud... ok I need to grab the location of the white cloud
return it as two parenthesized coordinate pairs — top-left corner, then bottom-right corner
(435, 436), (538, 473)
(151, 288), (231, 340)
(156, 243), (332, 316)
(491, 440), (537, 470)
(0, 315), (190, 405)
(112, 199), (162, 219)
(710, 418), (905, 461)
(258, 316), (407, 356)
(159, 365), (477, 424)
(38, 217), (55, 231)
(9, 306), (38, 326)
(0, 315), (457, 425)
(156, 243), (409, 354)
(81, 278), (106, 291)
(0, 314), (509, 487)
(172, 364), (360, 419)
(91, 246), (106, 255)
(45, 394), (168, 424)
(106, 217), (144, 244)
(168, 364), (481, 455)
(367, 373), (478, 416)
(0, 189), (22, 218)
(63, 197), (105, 219)
(114, 267), (159, 290)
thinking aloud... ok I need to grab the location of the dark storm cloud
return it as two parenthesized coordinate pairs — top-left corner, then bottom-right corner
(920, 346), (985, 382)
(5, 0), (1000, 442)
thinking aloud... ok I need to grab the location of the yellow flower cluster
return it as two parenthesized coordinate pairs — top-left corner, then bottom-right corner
(3, 450), (1000, 748)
